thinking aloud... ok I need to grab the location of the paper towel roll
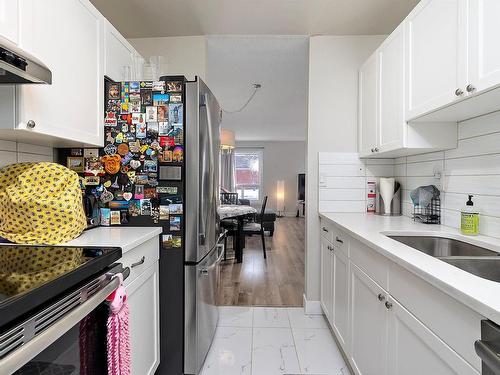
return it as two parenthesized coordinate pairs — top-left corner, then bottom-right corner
(379, 178), (396, 215)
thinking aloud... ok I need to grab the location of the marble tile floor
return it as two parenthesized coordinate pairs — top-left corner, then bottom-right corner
(200, 306), (351, 375)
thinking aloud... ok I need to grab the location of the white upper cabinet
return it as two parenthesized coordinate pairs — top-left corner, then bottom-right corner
(104, 19), (136, 82)
(405, 0), (467, 120)
(358, 52), (378, 156)
(0, 0), (19, 44)
(14, 0), (104, 146)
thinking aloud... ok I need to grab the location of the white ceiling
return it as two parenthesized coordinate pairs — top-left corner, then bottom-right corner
(206, 36), (308, 141)
(91, 0), (419, 38)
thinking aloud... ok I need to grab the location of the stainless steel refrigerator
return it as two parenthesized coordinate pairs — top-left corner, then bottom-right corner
(183, 78), (223, 375)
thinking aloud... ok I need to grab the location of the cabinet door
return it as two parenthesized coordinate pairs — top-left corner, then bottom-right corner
(388, 297), (478, 375)
(332, 247), (349, 350)
(468, 0), (500, 93)
(358, 52), (378, 156)
(17, 0), (104, 146)
(378, 23), (405, 153)
(406, 0), (467, 120)
(0, 0), (19, 44)
(320, 237), (333, 323)
(104, 19), (135, 82)
(127, 262), (160, 375)
(349, 264), (388, 375)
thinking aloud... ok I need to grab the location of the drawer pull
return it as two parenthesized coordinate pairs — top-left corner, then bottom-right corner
(131, 256), (145, 268)
(322, 227), (329, 233)
(327, 245), (334, 251)
(335, 236), (344, 244)
(385, 301), (393, 310)
(377, 293), (385, 302)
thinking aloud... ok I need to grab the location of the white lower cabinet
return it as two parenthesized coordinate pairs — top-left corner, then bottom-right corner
(320, 236), (334, 322)
(349, 264), (388, 375)
(127, 261), (160, 375)
(332, 245), (349, 349)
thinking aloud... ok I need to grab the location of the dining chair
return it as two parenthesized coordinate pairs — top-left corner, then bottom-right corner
(242, 196), (268, 259)
(220, 192), (239, 205)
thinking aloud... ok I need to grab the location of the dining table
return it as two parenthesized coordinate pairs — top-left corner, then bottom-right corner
(218, 204), (257, 263)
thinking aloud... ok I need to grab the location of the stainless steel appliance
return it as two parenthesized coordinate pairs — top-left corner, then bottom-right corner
(0, 245), (126, 373)
(183, 78), (223, 375)
(476, 320), (500, 374)
(0, 40), (52, 84)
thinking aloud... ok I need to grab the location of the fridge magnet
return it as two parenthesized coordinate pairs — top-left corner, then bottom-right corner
(144, 160), (158, 173)
(100, 189), (114, 204)
(146, 106), (157, 122)
(102, 154), (122, 175)
(163, 150), (173, 162)
(174, 131), (183, 146)
(130, 101), (141, 113)
(153, 93), (169, 106)
(147, 122), (159, 134)
(115, 132), (124, 144)
(107, 99), (121, 112)
(120, 210), (129, 224)
(169, 203), (183, 214)
(126, 171), (136, 183)
(136, 123), (147, 139)
(162, 234), (173, 248)
(169, 94), (182, 103)
(105, 111), (118, 127)
(121, 123), (129, 133)
(67, 157), (84, 172)
(135, 185), (144, 199)
(106, 131), (115, 144)
(140, 199), (152, 215)
(100, 208), (111, 226)
(161, 194), (182, 205)
(129, 141), (141, 153)
(120, 101), (129, 114)
(157, 105), (168, 121)
(123, 192), (133, 201)
(109, 200), (129, 210)
(159, 205), (169, 220)
(144, 187), (157, 199)
(156, 186), (176, 194)
(70, 148), (83, 156)
(158, 122), (169, 136)
(171, 236), (182, 248)
(129, 92), (141, 102)
(140, 81), (153, 89)
(125, 132), (136, 143)
(172, 146), (183, 162)
(167, 81), (182, 92)
(148, 178), (159, 187)
(170, 216), (181, 231)
(84, 176), (100, 186)
(169, 103), (183, 124)
(129, 81), (141, 93)
(83, 148), (99, 158)
(121, 152), (134, 166)
(129, 200), (140, 216)
(152, 206), (159, 224)
(117, 143), (129, 156)
(141, 89), (153, 106)
(121, 113), (132, 124)
(110, 210), (121, 225)
(113, 189), (124, 200)
(153, 81), (166, 91)
(129, 160), (141, 170)
(84, 158), (104, 176)
(139, 154), (146, 162)
(104, 144), (117, 155)
(107, 83), (120, 99)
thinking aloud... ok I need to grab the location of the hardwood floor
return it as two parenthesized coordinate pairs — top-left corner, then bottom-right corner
(217, 217), (305, 307)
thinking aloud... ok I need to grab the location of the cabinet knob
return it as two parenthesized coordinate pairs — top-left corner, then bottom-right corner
(385, 301), (393, 310)
(377, 293), (385, 302)
(371, 148), (375, 153)
(374, 147), (379, 152)
(455, 88), (464, 96)
(466, 84), (476, 93)
(26, 120), (36, 129)
(200, 268), (209, 276)
(327, 245), (334, 251)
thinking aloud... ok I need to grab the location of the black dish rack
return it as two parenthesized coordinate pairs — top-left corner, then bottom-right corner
(413, 197), (441, 224)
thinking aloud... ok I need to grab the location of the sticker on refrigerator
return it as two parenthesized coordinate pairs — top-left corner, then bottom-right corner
(153, 93), (169, 106)
(171, 236), (182, 248)
(159, 205), (169, 220)
(107, 83), (120, 99)
(134, 185), (144, 199)
(100, 208), (111, 226)
(153, 81), (166, 91)
(146, 106), (157, 122)
(170, 216), (181, 231)
(162, 234), (173, 248)
(168, 103), (183, 124)
(169, 94), (182, 103)
(110, 210), (121, 225)
(105, 112), (118, 127)
(140, 199), (152, 215)
(167, 81), (182, 92)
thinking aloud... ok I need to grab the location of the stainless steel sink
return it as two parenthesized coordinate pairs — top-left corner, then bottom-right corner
(388, 236), (499, 257)
(441, 258), (500, 283)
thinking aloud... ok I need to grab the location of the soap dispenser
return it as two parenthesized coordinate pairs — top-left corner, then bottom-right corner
(461, 195), (479, 235)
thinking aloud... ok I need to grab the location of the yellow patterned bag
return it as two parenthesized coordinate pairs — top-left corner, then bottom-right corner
(0, 162), (87, 244)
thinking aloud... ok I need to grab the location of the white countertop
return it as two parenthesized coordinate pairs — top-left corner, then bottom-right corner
(319, 212), (500, 325)
(63, 226), (162, 254)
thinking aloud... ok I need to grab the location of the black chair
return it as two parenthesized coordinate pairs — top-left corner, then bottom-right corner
(242, 196), (268, 259)
(220, 192), (239, 260)
(220, 192), (239, 205)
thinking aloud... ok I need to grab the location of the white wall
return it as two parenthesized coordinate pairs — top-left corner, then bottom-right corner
(128, 36), (206, 81)
(236, 140), (306, 215)
(0, 140), (53, 167)
(306, 35), (385, 303)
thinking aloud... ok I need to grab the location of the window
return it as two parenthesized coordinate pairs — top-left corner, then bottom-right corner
(235, 150), (263, 201)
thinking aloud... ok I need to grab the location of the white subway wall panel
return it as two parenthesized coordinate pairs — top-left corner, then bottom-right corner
(0, 139), (54, 167)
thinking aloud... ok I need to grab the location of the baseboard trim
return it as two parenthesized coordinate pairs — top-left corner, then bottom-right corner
(303, 294), (323, 315)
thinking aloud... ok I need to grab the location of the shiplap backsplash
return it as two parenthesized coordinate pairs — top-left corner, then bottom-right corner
(0, 139), (53, 167)
(319, 111), (500, 239)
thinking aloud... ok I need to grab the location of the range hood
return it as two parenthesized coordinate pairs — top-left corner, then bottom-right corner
(0, 42), (51, 84)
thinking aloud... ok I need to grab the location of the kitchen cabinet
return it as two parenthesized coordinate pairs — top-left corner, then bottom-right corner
(332, 243), (349, 349)
(349, 263), (389, 375)
(127, 261), (160, 375)
(388, 296), (478, 375)
(0, 0), (19, 45)
(320, 236), (334, 323)
(104, 19), (137, 82)
(358, 52), (378, 156)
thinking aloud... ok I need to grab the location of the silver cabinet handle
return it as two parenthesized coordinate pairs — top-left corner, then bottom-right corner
(455, 88), (464, 96)
(26, 120), (36, 128)
(327, 245), (333, 251)
(371, 148), (375, 153)
(385, 301), (393, 310)
(335, 236), (344, 244)
(378, 293), (385, 302)
(374, 147), (379, 152)
(466, 84), (476, 93)
(322, 227), (329, 233)
(131, 256), (145, 268)
(200, 268), (209, 276)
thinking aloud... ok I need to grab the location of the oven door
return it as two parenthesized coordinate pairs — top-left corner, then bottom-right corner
(0, 266), (126, 374)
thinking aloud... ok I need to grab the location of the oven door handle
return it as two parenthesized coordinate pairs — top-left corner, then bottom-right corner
(0, 274), (122, 374)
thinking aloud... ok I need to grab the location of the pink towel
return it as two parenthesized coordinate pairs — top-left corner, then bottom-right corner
(107, 302), (131, 375)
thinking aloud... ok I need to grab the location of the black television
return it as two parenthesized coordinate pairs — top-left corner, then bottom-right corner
(298, 173), (305, 201)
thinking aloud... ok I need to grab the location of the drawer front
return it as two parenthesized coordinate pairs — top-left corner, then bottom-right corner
(389, 263), (482, 371)
(122, 237), (160, 286)
(350, 237), (389, 290)
(320, 219), (334, 243)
